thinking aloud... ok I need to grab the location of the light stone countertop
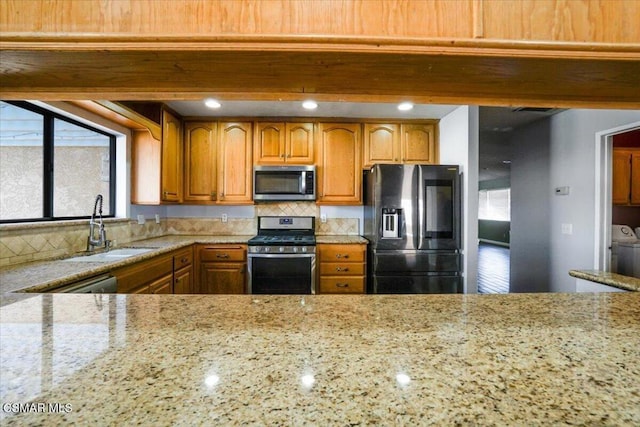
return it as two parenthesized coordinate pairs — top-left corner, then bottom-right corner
(0, 234), (367, 294)
(0, 292), (639, 425)
(569, 269), (640, 292)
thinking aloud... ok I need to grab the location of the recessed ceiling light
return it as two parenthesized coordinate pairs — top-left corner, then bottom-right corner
(204, 98), (221, 109)
(397, 102), (414, 111)
(302, 100), (318, 110)
(502, 160), (512, 164)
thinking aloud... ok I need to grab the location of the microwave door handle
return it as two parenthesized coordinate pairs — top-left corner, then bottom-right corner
(301, 171), (307, 194)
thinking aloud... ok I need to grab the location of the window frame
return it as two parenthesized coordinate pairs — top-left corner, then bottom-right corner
(0, 101), (117, 223)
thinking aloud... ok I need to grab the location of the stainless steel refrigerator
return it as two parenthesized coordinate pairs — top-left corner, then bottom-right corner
(364, 164), (462, 293)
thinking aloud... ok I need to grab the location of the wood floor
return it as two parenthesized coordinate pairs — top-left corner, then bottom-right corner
(477, 242), (510, 294)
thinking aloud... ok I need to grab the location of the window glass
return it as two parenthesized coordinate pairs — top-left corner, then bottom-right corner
(53, 119), (111, 217)
(0, 102), (44, 220)
(0, 101), (115, 222)
(479, 188), (510, 221)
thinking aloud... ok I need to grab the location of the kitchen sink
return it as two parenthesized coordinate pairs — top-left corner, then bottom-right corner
(63, 248), (155, 263)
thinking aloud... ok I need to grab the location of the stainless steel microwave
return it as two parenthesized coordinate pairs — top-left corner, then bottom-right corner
(253, 165), (316, 201)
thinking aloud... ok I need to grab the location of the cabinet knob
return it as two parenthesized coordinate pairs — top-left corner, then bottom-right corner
(216, 253), (229, 259)
(181, 257), (189, 263)
(280, 154), (285, 158)
(336, 267), (349, 272)
(211, 191), (217, 199)
(336, 254), (349, 259)
(336, 283), (349, 288)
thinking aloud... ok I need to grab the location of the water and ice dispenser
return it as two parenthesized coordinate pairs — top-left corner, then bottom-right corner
(382, 208), (401, 239)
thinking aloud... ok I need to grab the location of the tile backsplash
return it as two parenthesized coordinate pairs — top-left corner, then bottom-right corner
(0, 205), (360, 267)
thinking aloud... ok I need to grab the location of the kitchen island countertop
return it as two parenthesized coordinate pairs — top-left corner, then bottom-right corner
(0, 292), (639, 425)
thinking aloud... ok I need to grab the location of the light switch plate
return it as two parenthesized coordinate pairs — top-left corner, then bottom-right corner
(137, 214), (145, 225)
(222, 213), (228, 223)
(155, 214), (160, 224)
(561, 223), (573, 235)
(321, 214), (327, 223)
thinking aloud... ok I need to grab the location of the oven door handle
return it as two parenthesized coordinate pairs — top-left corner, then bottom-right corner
(248, 253), (316, 259)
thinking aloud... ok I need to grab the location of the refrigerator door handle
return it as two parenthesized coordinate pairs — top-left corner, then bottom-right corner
(417, 165), (426, 246)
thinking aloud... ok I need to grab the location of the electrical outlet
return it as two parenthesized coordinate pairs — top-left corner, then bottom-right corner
(155, 214), (160, 224)
(137, 214), (145, 225)
(321, 214), (327, 223)
(561, 223), (573, 235)
(222, 213), (228, 223)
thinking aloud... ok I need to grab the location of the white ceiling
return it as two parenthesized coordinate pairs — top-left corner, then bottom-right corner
(165, 100), (459, 119)
(165, 99), (562, 183)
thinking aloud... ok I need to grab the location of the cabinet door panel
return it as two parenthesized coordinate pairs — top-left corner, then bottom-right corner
(254, 122), (285, 164)
(199, 262), (246, 294)
(286, 122), (314, 164)
(218, 122), (252, 203)
(401, 123), (437, 164)
(612, 150), (631, 205)
(174, 266), (193, 294)
(149, 273), (173, 294)
(316, 123), (362, 204)
(631, 151), (640, 205)
(184, 121), (217, 202)
(363, 123), (400, 168)
(161, 109), (183, 202)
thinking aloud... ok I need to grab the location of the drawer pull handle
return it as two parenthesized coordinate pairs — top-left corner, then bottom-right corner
(181, 257), (189, 263)
(216, 253), (229, 259)
(336, 254), (349, 259)
(336, 283), (349, 288)
(335, 267), (349, 272)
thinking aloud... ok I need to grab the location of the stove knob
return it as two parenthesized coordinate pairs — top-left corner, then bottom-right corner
(264, 247), (270, 253)
(279, 247), (285, 253)
(293, 247), (298, 253)
(301, 247), (307, 253)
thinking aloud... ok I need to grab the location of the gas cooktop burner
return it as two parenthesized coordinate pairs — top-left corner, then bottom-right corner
(248, 235), (316, 245)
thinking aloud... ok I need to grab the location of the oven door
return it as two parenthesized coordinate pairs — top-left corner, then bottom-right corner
(248, 253), (316, 294)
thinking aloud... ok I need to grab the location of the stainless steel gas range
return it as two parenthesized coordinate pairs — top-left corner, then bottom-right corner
(247, 216), (316, 294)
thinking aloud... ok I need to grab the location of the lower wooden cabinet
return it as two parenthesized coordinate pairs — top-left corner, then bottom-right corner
(173, 246), (194, 293)
(113, 254), (174, 294)
(195, 244), (247, 294)
(317, 243), (367, 294)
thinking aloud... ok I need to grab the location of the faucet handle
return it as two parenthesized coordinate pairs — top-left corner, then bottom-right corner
(105, 240), (113, 250)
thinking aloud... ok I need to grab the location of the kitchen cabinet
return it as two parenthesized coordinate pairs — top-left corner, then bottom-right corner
(317, 243), (366, 294)
(113, 253), (174, 294)
(173, 246), (194, 294)
(254, 122), (314, 165)
(613, 148), (640, 205)
(218, 122), (253, 204)
(363, 122), (438, 168)
(161, 108), (183, 203)
(184, 121), (218, 203)
(316, 122), (362, 205)
(130, 105), (183, 205)
(196, 245), (247, 294)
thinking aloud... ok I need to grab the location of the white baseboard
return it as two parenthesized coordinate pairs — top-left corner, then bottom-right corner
(479, 239), (510, 248)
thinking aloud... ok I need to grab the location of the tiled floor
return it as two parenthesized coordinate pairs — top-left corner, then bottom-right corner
(478, 242), (510, 294)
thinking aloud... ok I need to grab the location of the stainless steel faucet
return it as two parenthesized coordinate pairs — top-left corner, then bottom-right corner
(87, 194), (108, 251)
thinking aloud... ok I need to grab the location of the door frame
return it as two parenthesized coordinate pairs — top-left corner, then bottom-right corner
(594, 120), (640, 270)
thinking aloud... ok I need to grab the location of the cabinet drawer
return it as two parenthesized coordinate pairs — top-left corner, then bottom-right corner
(173, 247), (193, 269)
(319, 277), (365, 294)
(198, 246), (246, 262)
(320, 262), (365, 276)
(318, 245), (365, 262)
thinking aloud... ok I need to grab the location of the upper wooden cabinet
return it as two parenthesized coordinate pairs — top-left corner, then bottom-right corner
(130, 106), (183, 205)
(613, 148), (640, 206)
(161, 109), (183, 203)
(363, 122), (438, 168)
(316, 123), (362, 205)
(218, 122), (253, 204)
(254, 122), (314, 165)
(184, 121), (217, 203)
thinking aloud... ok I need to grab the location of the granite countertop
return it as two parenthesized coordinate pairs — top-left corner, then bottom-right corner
(0, 234), (367, 294)
(569, 270), (640, 292)
(1, 292), (639, 425)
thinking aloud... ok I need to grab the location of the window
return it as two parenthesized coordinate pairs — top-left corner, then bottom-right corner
(479, 188), (510, 221)
(0, 101), (116, 222)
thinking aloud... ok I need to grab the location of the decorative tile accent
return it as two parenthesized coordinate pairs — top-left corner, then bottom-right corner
(256, 202), (319, 218)
(166, 218), (255, 235)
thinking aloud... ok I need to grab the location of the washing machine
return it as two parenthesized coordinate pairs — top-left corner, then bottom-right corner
(611, 224), (639, 273)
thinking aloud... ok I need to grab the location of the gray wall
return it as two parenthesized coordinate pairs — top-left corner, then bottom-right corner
(511, 109), (640, 293)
